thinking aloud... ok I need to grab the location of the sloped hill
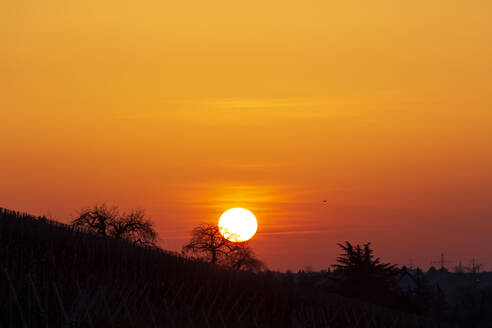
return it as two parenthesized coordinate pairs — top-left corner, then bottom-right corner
(0, 207), (444, 327)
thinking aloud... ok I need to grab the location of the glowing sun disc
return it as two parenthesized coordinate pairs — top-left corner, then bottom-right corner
(218, 208), (258, 242)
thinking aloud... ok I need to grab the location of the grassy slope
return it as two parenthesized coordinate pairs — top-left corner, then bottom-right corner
(0, 208), (444, 327)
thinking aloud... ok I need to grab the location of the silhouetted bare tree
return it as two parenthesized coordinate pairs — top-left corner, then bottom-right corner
(72, 204), (157, 246)
(224, 243), (264, 272)
(182, 223), (264, 272)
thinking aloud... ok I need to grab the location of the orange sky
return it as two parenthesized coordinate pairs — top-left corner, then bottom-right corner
(2, 1), (492, 271)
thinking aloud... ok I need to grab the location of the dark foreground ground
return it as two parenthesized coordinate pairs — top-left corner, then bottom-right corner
(0, 208), (456, 327)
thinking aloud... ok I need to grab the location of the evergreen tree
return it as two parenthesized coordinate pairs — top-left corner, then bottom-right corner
(331, 242), (402, 307)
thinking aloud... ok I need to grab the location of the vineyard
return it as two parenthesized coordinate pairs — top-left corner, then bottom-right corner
(0, 208), (449, 327)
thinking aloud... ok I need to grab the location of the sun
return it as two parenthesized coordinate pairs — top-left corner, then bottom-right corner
(218, 208), (258, 242)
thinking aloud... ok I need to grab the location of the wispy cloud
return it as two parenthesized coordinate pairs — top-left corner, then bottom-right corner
(259, 229), (339, 236)
(195, 98), (317, 110)
(115, 97), (364, 121)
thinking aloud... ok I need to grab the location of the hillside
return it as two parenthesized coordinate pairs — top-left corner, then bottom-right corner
(0, 207), (444, 327)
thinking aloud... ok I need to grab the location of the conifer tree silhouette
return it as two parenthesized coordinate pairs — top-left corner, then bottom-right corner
(331, 242), (401, 306)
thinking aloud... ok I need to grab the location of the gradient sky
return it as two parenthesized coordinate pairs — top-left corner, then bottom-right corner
(2, 1), (492, 271)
